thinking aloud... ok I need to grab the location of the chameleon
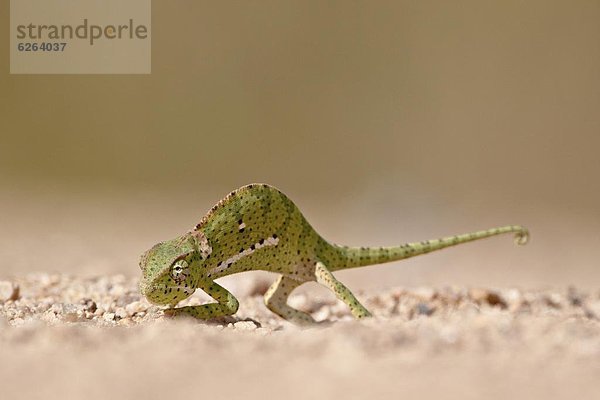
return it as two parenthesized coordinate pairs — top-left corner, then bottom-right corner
(139, 183), (529, 325)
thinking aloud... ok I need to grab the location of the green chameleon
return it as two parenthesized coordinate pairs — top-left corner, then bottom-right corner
(139, 184), (529, 325)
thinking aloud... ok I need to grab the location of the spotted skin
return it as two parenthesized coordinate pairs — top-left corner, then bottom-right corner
(139, 184), (529, 325)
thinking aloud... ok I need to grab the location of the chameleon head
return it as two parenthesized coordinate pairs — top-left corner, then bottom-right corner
(139, 233), (209, 306)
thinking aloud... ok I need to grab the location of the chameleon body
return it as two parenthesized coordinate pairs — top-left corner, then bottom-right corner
(139, 184), (529, 325)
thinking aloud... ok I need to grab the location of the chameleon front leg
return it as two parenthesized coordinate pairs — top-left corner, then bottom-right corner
(166, 280), (239, 319)
(314, 261), (372, 319)
(264, 275), (316, 325)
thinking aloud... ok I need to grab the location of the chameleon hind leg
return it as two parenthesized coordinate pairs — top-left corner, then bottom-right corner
(264, 275), (316, 325)
(314, 261), (372, 319)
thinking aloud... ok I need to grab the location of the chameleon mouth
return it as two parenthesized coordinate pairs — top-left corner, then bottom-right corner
(140, 281), (196, 305)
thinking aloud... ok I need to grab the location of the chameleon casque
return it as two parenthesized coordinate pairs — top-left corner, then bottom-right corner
(139, 184), (529, 325)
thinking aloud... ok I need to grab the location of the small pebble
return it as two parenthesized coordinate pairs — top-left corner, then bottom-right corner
(415, 302), (435, 316)
(103, 312), (116, 322)
(287, 294), (308, 309)
(61, 303), (85, 322)
(80, 298), (97, 313)
(115, 308), (128, 319)
(469, 288), (507, 309)
(457, 301), (480, 316)
(0, 281), (20, 302)
(567, 286), (584, 307)
(233, 320), (259, 330)
(125, 301), (147, 316)
(543, 293), (562, 309)
(587, 301), (600, 319)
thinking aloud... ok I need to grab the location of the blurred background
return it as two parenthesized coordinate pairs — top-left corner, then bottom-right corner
(1, 0), (599, 290)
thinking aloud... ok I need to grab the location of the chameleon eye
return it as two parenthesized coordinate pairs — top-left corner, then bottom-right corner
(170, 259), (190, 283)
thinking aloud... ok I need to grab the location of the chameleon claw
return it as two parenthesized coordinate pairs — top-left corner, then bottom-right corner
(162, 308), (179, 318)
(514, 228), (530, 245)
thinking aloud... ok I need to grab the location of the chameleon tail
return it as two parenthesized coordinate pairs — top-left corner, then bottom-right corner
(326, 225), (529, 271)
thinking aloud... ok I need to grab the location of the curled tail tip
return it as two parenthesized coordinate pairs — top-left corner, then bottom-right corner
(513, 226), (530, 245)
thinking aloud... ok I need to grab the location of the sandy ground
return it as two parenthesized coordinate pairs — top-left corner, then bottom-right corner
(0, 274), (598, 400)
